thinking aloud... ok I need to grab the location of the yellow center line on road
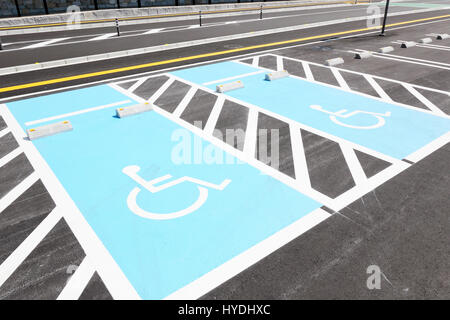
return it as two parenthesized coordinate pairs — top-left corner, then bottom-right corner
(1, 13), (449, 94)
(0, 1), (359, 30)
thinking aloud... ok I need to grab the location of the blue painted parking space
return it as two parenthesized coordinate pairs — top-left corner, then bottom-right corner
(6, 85), (321, 299)
(172, 61), (450, 160)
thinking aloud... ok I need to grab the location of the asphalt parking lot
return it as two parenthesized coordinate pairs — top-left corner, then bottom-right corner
(0, 0), (449, 300)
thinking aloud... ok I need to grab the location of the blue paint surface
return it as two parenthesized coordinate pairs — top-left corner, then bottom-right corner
(172, 62), (450, 160)
(7, 84), (321, 299)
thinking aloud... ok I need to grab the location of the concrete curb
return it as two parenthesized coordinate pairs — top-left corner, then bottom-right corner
(0, 7), (445, 77)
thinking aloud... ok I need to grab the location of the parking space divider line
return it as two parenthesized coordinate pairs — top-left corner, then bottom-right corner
(330, 67), (351, 91)
(127, 77), (148, 93)
(302, 61), (314, 81)
(0, 128), (9, 139)
(148, 76), (175, 103)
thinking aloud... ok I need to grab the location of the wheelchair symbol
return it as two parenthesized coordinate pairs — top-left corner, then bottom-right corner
(122, 165), (231, 220)
(310, 105), (391, 130)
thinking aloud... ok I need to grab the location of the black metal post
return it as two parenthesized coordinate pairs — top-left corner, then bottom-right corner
(260, 4), (262, 20)
(43, 0), (49, 14)
(199, 11), (202, 27)
(138, 0), (142, 7)
(94, 0), (99, 10)
(116, 0), (121, 9)
(115, 18), (120, 36)
(14, 0), (21, 17)
(380, 0), (390, 36)
(0, 37), (3, 51)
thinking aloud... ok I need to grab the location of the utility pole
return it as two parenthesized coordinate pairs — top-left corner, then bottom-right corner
(380, 0), (391, 36)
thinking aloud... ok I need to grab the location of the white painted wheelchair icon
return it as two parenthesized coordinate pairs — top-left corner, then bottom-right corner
(122, 165), (231, 220)
(310, 105), (391, 130)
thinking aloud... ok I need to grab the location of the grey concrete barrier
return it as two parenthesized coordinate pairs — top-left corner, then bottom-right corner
(419, 37), (432, 44)
(325, 57), (344, 66)
(401, 41), (416, 48)
(436, 34), (450, 40)
(216, 80), (244, 93)
(378, 46), (394, 53)
(354, 51), (372, 59)
(265, 70), (289, 81)
(116, 103), (153, 118)
(27, 120), (73, 140)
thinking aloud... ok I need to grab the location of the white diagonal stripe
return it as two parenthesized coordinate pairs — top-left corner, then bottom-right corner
(289, 122), (311, 188)
(57, 256), (96, 300)
(143, 28), (162, 34)
(276, 55), (284, 71)
(340, 143), (367, 186)
(0, 208), (62, 288)
(0, 128), (9, 139)
(331, 67), (350, 90)
(364, 75), (392, 101)
(243, 108), (258, 158)
(0, 148), (21, 169)
(252, 56), (260, 67)
(302, 61), (314, 81)
(402, 84), (446, 116)
(173, 87), (197, 118)
(0, 172), (39, 214)
(88, 33), (115, 41)
(204, 95), (225, 135)
(148, 77), (175, 103)
(128, 78), (147, 93)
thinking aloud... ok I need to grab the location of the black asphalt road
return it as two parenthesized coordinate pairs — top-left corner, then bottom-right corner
(0, 4), (443, 67)
(1, 9), (449, 100)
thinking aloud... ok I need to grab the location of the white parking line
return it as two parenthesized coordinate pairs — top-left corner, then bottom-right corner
(57, 256), (96, 300)
(88, 33), (116, 41)
(24, 100), (131, 127)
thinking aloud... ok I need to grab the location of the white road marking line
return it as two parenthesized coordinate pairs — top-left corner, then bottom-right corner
(0, 128), (9, 139)
(143, 28), (163, 34)
(271, 53), (450, 97)
(340, 143), (367, 186)
(0, 147), (22, 169)
(405, 131), (450, 163)
(22, 38), (69, 49)
(165, 207), (330, 299)
(57, 256), (96, 300)
(302, 61), (314, 81)
(363, 49), (450, 70)
(243, 107), (258, 158)
(276, 55), (284, 71)
(127, 77), (147, 93)
(173, 86), (197, 118)
(416, 43), (450, 51)
(203, 95), (225, 135)
(363, 75), (393, 102)
(5, 18), (449, 104)
(88, 33), (115, 41)
(402, 84), (446, 116)
(24, 100), (131, 127)
(148, 76), (175, 103)
(0, 172), (39, 214)
(0, 104), (141, 300)
(252, 56), (260, 67)
(417, 43), (450, 49)
(289, 122), (311, 188)
(0, 208), (62, 289)
(368, 46), (450, 67)
(330, 67), (350, 91)
(202, 70), (264, 86)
